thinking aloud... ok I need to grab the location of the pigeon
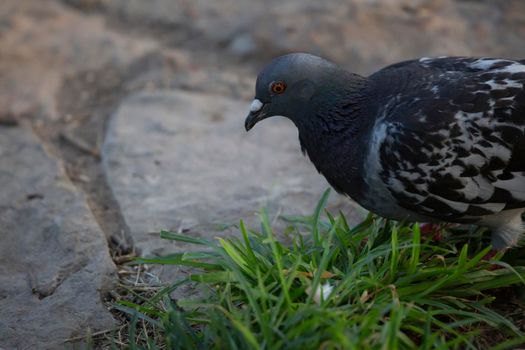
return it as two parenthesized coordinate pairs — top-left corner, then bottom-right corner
(244, 53), (525, 249)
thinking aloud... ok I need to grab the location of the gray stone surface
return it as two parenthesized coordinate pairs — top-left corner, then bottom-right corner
(103, 90), (365, 258)
(0, 126), (116, 349)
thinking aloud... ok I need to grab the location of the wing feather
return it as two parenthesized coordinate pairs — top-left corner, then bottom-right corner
(374, 57), (525, 222)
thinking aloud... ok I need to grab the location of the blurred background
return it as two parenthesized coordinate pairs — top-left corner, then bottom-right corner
(3, 0), (525, 115)
(1, 0), (525, 346)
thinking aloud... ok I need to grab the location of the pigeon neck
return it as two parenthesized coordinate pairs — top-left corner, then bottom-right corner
(300, 73), (368, 137)
(296, 73), (371, 200)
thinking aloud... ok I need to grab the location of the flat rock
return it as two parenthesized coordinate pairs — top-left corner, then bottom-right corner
(0, 126), (116, 349)
(103, 90), (365, 260)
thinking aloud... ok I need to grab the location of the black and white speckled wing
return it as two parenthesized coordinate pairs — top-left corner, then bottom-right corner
(381, 56), (525, 74)
(374, 57), (525, 223)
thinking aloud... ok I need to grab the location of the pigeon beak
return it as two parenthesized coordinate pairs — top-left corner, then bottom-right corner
(245, 99), (269, 131)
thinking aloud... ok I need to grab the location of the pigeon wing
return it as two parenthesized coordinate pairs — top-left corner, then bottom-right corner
(374, 57), (525, 222)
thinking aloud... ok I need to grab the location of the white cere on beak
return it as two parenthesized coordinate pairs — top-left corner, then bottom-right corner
(250, 99), (263, 113)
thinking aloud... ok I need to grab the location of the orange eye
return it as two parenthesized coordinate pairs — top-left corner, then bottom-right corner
(270, 81), (286, 94)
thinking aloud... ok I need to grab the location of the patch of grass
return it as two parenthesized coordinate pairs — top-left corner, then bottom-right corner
(120, 189), (525, 349)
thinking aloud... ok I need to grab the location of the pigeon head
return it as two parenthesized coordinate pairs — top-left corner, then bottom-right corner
(245, 53), (347, 131)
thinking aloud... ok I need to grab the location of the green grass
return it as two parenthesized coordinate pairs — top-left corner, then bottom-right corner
(118, 189), (525, 349)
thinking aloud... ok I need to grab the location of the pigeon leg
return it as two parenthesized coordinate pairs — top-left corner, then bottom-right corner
(481, 249), (501, 261)
(481, 248), (508, 270)
(419, 223), (456, 242)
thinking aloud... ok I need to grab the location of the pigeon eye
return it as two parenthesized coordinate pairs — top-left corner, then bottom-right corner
(270, 81), (286, 94)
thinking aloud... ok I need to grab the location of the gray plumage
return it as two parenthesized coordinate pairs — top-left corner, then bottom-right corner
(245, 53), (525, 249)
